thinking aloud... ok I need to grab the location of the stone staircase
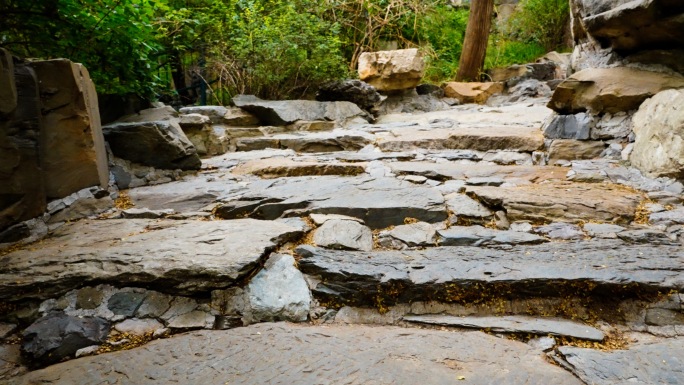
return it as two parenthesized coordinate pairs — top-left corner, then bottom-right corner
(2, 97), (683, 384)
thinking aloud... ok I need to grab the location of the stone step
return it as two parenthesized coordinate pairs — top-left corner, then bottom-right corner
(9, 323), (583, 385)
(235, 131), (373, 152)
(296, 241), (684, 318)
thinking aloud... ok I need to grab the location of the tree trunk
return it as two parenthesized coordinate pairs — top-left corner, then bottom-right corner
(456, 0), (495, 82)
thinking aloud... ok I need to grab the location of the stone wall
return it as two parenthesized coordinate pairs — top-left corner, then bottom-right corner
(0, 49), (109, 232)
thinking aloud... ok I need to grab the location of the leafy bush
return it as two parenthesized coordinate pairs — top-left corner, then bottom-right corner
(506, 0), (570, 52)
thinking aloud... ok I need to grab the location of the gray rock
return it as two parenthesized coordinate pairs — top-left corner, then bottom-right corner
(103, 120), (201, 170)
(233, 94), (370, 125)
(466, 177), (504, 186)
(583, 223), (625, 239)
(0, 219), (304, 301)
(438, 226), (546, 246)
(383, 222), (436, 247)
(236, 130), (374, 153)
(482, 151), (532, 166)
(107, 292), (147, 316)
(313, 219), (373, 251)
(178, 106), (228, 124)
(135, 292), (173, 318)
(645, 308), (684, 326)
(178, 113), (210, 126)
(0, 323), (17, 339)
(121, 208), (175, 219)
(446, 193), (493, 224)
(21, 313), (110, 366)
(167, 310), (214, 330)
(127, 177), (244, 213)
(650, 208), (684, 226)
(245, 254), (311, 323)
(617, 229), (675, 245)
(308, 214), (363, 226)
(592, 112), (632, 140)
(75, 287), (105, 310)
(404, 315), (604, 341)
(506, 79), (552, 102)
(114, 318), (164, 335)
(9, 324), (581, 385)
(542, 112), (592, 140)
(316, 79), (382, 111)
(528, 336), (556, 352)
(554, 338), (684, 385)
(296, 241), (684, 308)
(510, 222), (533, 233)
(214, 176), (447, 229)
(533, 223), (585, 240)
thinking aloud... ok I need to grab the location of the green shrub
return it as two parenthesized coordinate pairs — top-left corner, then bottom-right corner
(506, 0), (570, 52)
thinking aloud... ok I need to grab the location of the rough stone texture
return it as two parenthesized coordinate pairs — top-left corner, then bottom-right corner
(554, 338), (684, 385)
(0, 48), (17, 116)
(214, 176), (446, 229)
(233, 95), (369, 126)
(357, 49), (425, 92)
(443, 82), (504, 104)
(381, 222), (437, 248)
(313, 219), (373, 251)
(103, 120), (201, 170)
(548, 67), (684, 114)
(389, 162), (568, 184)
(297, 241), (684, 307)
(245, 254), (311, 323)
(548, 139), (606, 161)
(179, 106), (259, 126)
(591, 111), (632, 140)
(0, 344), (25, 380)
(377, 125), (544, 152)
(534, 223), (586, 240)
(236, 131), (373, 153)
(0, 219), (303, 301)
(404, 315), (604, 341)
(21, 313), (110, 366)
(446, 193), (493, 224)
(114, 318), (164, 335)
(631, 89), (684, 179)
(27, 60), (109, 199)
(583, 223), (625, 239)
(437, 226), (547, 246)
(543, 112), (592, 140)
(181, 124), (229, 157)
(9, 323), (581, 385)
(316, 79), (382, 111)
(231, 158), (365, 178)
(466, 182), (641, 224)
(0, 62), (46, 231)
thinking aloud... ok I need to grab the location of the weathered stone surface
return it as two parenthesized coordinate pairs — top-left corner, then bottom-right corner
(404, 315), (604, 341)
(446, 193), (493, 224)
(0, 219), (304, 301)
(313, 219), (373, 251)
(437, 226), (547, 246)
(182, 124), (229, 156)
(543, 112), (592, 140)
(0, 344), (25, 380)
(0, 62), (46, 231)
(297, 241), (684, 307)
(233, 95), (369, 126)
(114, 318), (164, 336)
(379, 222), (436, 248)
(179, 106), (259, 126)
(548, 139), (606, 161)
(9, 323), (581, 385)
(103, 120), (201, 170)
(389, 162), (568, 184)
(245, 254), (311, 323)
(583, 223), (625, 239)
(591, 111), (632, 140)
(231, 158), (365, 178)
(617, 229), (675, 245)
(214, 176), (446, 229)
(443, 82), (504, 104)
(631, 89), (684, 179)
(21, 313), (110, 366)
(316, 79), (382, 111)
(121, 208), (175, 219)
(466, 182), (641, 224)
(650, 208), (684, 226)
(236, 131), (373, 153)
(0, 48), (17, 116)
(377, 125), (544, 152)
(30, 60), (109, 199)
(505, 79), (552, 103)
(534, 223), (585, 240)
(554, 338), (684, 385)
(579, 0), (684, 53)
(548, 67), (684, 114)
(357, 49), (425, 92)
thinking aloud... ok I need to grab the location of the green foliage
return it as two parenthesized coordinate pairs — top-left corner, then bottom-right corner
(506, 0), (570, 52)
(0, 0), (161, 97)
(485, 35), (546, 70)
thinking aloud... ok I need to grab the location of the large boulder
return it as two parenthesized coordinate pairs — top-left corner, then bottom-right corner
(30, 59), (109, 199)
(443, 82), (504, 104)
(232, 95), (370, 126)
(0, 58), (46, 231)
(103, 107), (201, 170)
(357, 48), (425, 92)
(548, 67), (684, 114)
(631, 89), (684, 179)
(22, 313), (110, 367)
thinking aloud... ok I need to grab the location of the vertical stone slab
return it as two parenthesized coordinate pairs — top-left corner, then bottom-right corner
(0, 56), (47, 231)
(30, 60), (108, 199)
(0, 48), (17, 116)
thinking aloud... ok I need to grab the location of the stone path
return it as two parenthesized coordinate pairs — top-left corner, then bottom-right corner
(2, 97), (684, 383)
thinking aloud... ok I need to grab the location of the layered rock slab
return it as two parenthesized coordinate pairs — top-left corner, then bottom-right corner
(466, 182), (642, 224)
(9, 323), (581, 385)
(296, 241), (684, 308)
(389, 162), (568, 183)
(554, 338), (684, 385)
(0, 219), (303, 301)
(233, 95), (369, 125)
(214, 176), (447, 229)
